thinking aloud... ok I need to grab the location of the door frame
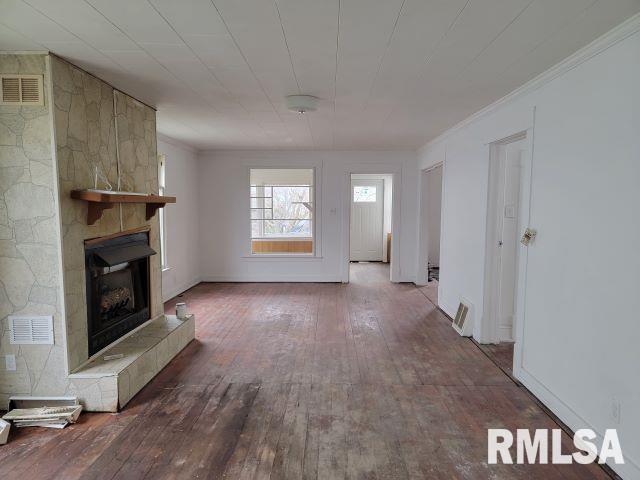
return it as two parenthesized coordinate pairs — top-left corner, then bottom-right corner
(481, 129), (533, 353)
(350, 177), (385, 262)
(416, 162), (444, 286)
(342, 168), (401, 283)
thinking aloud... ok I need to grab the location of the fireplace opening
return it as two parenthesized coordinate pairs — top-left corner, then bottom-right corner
(85, 231), (155, 356)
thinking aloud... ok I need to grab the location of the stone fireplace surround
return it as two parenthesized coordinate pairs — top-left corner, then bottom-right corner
(0, 53), (194, 412)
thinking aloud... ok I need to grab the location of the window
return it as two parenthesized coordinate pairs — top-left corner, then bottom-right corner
(353, 185), (377, 202)
(158, 154), (168, 269)
(250, 168), (314, 255)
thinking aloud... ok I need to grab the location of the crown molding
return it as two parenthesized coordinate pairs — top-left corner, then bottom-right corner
(419, 12), (640, 153)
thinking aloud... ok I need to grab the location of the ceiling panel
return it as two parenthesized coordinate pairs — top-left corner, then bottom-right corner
(180, 33), (246, 69)
(85, 0), (182, 45)
(24, 0), (139, 51)
(1, 0), (78, 44)
(149, 0), (227, 36)
(1, 0), (638, 150)
(335, 0), (405, 112)
(0, 22), (42, 51)
(276, 0), (339, 99)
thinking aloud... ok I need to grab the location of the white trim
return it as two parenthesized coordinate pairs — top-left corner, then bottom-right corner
(416, 162), (444, 285)
(198, 148), (416, 155)
(515, 366), (640, 479)
(201, 274), (341, 283)
(242, 255), (322, 260)
(162, 277), (201, 302)
(157, 132), (199, 154)
(341, 165), (402, 283)
(418, 12), (640, 152)
(480, 129), (533, 345)
(246, 166), (320, 258)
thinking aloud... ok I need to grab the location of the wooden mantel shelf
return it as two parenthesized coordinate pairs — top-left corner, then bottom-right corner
(71, 190), (176, 225)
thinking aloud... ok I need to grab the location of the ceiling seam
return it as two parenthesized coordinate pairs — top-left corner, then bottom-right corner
(144, 0), (263, 142)
(332, 0), (341, 149)
(81, 1), (227, 113)
(0, 20), (48, 51)
(362, 0), (407, 112)
(208, 0), (305, 148)
(81, 0), (261, 146)
(483, 0), (600, 88)
(441, 0), (601, 125)
(208, 0), (291, 127)
(273, 0), (315, 148)
(454, 0), (537, 81)
(376, 0), (471, 136)
(19, 0), (132, 77)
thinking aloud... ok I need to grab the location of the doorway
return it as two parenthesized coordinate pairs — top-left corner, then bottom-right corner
(482, 131), (532, 372)
(417, 164), (443, 304)
(349, 174), (393, 281)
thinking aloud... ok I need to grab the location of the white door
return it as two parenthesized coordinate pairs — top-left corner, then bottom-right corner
(495, 141), (525, 341)
(350, 179), (384, 261)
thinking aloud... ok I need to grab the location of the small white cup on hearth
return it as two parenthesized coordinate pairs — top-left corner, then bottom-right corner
(175, 302), (187, 319)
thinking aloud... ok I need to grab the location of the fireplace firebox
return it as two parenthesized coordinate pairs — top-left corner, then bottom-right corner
(84, 231), (155, 356)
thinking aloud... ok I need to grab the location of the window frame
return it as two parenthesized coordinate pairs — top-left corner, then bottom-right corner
(158, 153), (168, 270)
(248, 167), (317, 257)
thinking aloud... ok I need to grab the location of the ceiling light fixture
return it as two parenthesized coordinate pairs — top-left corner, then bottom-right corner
(286, 95), (319, 114)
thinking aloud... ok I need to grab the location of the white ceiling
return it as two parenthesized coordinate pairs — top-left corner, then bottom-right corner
(1, 0), (639, 151)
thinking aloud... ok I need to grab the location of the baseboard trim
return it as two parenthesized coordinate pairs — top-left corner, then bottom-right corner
(201, 274), (342, 283)
(162, 277), (201, 302)
(515, 366), (638, 479)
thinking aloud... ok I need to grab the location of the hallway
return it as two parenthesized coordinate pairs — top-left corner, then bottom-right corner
(0, 263), (608, 479)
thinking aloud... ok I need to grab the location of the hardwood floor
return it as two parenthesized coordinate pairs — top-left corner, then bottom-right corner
(0, 263), (609, 479)
(477, 342), (515, 377)
(417, 279), (438, 306)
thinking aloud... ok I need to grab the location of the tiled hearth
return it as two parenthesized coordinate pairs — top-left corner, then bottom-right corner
(69, 314), (194, 411)
(0, 53), (194, 411)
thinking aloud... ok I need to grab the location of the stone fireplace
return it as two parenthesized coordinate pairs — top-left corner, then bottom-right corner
(0, 53), (194, 412)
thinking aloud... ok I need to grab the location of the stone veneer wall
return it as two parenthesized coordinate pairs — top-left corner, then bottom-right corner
(51, 56), (163, 373)
(0, 54), (163, 407)
(114, 90), (163, 316)
(0, 54), (66, 407)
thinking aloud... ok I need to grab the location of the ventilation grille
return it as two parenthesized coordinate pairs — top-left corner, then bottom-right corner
(453, 303), (469, 329)
(1, 75), (44, 105)
(451, 298), (473, 336)
(9, 316), (54, 345)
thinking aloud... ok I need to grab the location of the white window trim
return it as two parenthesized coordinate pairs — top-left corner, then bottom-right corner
(158, 153), (168, 270)
(247, 167), (320, 257)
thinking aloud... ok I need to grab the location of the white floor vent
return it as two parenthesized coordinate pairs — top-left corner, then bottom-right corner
(9, 316), (54, 345)
(1, 75), (44, 105)
(451, 298), (474, 337)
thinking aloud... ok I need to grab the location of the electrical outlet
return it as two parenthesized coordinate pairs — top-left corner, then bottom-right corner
(5, 354), (16, 371)
(611, 398), (621, 424)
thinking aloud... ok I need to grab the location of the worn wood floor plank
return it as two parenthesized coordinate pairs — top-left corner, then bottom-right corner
(0, 264), (611, 480)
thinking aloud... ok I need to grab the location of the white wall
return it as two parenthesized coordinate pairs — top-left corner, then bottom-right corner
(417, 20), (640, 478)
(158, 135), (201, 301)
(197, 150), (418, 282)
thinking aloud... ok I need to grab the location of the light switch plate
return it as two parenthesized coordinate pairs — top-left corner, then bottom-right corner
(504, 204), (516, 218)
(5, 354), (16, 371)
